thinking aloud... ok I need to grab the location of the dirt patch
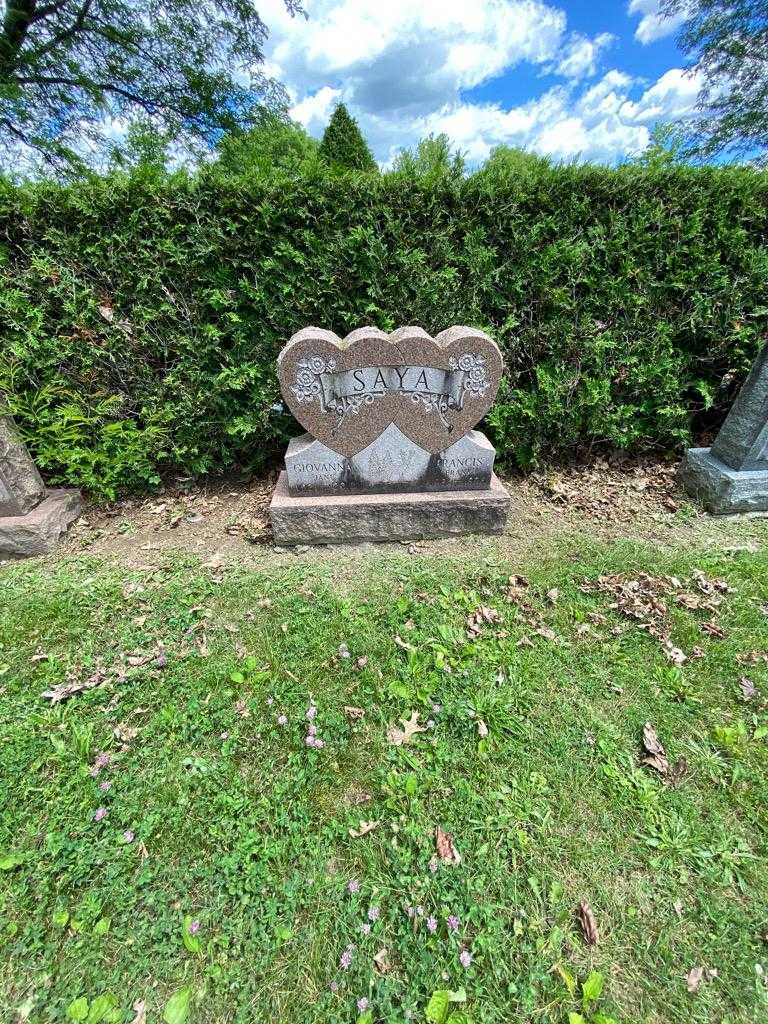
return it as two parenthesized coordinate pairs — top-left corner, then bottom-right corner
(53, 455), (766, 575)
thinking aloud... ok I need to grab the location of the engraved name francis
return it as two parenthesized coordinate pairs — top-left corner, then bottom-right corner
(291, 354), (490, 433)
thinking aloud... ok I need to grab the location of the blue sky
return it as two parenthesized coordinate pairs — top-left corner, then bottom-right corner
(257, 0), (701, 165)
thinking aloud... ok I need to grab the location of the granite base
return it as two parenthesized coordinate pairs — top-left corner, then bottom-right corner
(0, 489), (83, 560)
(269, 471), (510, 545)
(680, 448), (768, 514)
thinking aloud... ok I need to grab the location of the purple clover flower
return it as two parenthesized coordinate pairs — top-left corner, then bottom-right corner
(306, 705), (318, 720)
(426, 916), (437, 933)
(189, 919), (201, 935)
(99, 780), (112, 792)
(340, 946), (354, 970)
(447, 914), (459, 931)
(367, 905), (380, 922)
(357, 997), (369, 1012)
(93, 807), (108, 822)
(122, 829), (135, 843)
(459, 948), (472, 968)
(277, 714), (288, 726)
(348, 879), (360, 894)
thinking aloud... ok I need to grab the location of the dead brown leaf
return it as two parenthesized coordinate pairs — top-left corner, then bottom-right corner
(737, 650), (768, 665)
(577, 900), (599, 945)
(641, 722), (670, 776)
(435, 825), (461, 866)
(373, 948), (391, 975)
(130, 1001), (147, 1024)
(394, 635), (416, 653)
(686, 966), (704, 993)
(344, 706), (366, 721)
(739, 676), (757, 700)
(387, 711), (427, 746)
(476, 719), (489, 738)
(114, 722), (139, 744)
(349, 820), (380, 838)
(701, 621), (726, 639)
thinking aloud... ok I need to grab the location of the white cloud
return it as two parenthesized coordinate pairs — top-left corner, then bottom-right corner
(552, 31), (615, 80)
(416, 71), (657, 165)
(627, 0), (686, 45)
(621, 67), (703, 122)
(289, 86), (341, 131)
(259, 1), (702, 167)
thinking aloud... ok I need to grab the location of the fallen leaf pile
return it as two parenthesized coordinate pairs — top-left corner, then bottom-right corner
(466, 605), (502, 638)
(580, 571), (733, 665)
(536, 457), (680, 523)
(40, 645), (167, 703)
(500, 575), (562, 645)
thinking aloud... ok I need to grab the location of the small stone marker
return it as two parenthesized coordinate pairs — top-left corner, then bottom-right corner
(270, 326), (511, 544)
(0, 415), (83, 559)
(681, 343), (768, 512)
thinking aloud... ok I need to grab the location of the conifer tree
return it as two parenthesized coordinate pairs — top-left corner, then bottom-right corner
(319, 102), (377, 172)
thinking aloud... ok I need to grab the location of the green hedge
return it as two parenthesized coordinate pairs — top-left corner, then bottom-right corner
(1, 163), (767, 497)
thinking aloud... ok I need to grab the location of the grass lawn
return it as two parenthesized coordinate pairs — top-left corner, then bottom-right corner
(1, 538), (767, 1023)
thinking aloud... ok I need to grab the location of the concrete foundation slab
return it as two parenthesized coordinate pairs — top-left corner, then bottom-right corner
(0, 489), (83, 560)
(680, 448), (768, 514)
(269, 471), (510, 545)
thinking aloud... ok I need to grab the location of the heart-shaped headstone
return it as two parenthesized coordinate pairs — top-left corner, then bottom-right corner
(277, 326), (504, 458)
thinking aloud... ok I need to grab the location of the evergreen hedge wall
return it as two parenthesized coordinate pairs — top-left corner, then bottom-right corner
(1, 163), (767, 497)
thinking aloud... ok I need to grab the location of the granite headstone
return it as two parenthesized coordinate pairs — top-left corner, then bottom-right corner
(681, 343), (768, 513)
(270, 326), (510, 543)
(0, 415), (83, 559)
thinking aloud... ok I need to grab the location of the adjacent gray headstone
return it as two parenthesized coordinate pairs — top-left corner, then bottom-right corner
(681, 343), (768, 513)
(0, 416), (46, 516)
(270, 326), (511, 544)
(0, 415), (83, 559)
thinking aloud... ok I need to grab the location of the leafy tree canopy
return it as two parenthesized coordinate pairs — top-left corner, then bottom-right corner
(213, 111), (321, 178)
(318, 102), (377, 172)
(664, 0), (768, 163)
(0, 0), (303, 172)
(392, 134), (466, 181)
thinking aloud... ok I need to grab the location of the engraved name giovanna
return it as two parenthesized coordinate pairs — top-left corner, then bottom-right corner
(291, 354), (490, 432)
